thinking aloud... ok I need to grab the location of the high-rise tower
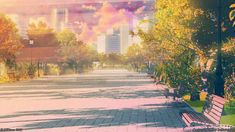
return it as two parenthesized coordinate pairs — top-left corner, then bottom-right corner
(51, 8), (68, 31)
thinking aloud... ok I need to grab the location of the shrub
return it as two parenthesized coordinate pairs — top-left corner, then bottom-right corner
(45, 64), (60, 75)
(16, 63), (32, 80)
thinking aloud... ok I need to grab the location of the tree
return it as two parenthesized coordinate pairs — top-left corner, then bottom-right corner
(135, 0), (210, 100)
(57, 29), (96, 73)
(27, 20), (57, 47)
(0, 13), (23, 68)
(139, 0), (235, 97)
(126, 44), (145, 71)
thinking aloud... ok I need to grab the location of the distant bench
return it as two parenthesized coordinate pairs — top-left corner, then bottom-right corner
(164, 87), (184, 100)
(181, 94), (228, 128)
(7, 72), (20, 81)
(164, 88), (178, 100)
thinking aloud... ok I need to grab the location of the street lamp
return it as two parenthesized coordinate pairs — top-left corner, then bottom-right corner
(29, 39), (34, 65)
(214, 0), (225, 97)
(29, 39), (34, 78)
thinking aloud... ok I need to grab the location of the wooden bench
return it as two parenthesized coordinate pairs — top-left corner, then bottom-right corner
(164, 88), (178, 100)
(181, 94), (226, 127)
(164, 87), (185, 100)
(7, 72), (20, 81)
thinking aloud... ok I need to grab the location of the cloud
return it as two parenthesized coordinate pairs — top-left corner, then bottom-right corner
(77, 2), (133, 44)
(135, 6), (146, 15)
(76, 22), (97, 44)
(0, 0), (149, 7)
(81, 5), (97, 11)
(93, 2), (133, 34)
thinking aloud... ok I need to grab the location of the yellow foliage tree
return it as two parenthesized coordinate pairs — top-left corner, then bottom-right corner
(0, 13), (23, 65)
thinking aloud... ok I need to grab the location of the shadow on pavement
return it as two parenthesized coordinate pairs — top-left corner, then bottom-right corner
(0, 102), (187, 130)
(0, 88), (162, 100)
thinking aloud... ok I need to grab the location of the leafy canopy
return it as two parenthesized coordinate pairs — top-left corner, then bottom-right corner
(0, 13), (23, 62)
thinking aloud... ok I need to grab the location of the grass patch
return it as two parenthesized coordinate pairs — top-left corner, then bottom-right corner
(185, 100), (235, 126)
(220, 114), (235, 126)
(185, 100), (205, 113)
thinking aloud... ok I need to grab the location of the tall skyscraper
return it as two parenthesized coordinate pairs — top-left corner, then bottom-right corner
(51, 8), (68, 31)
(106, 30), (120, 54)
(120, 24), (129, 54)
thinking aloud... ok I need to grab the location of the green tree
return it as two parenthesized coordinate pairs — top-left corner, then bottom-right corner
(135, 0), (208, 100)
(133, 0), (235, 98)
(57, 29), (96, 73)
(126, 44), (145, 71)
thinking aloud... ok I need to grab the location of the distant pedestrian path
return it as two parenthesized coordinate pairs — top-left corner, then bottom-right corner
(0, 69), (189, 132)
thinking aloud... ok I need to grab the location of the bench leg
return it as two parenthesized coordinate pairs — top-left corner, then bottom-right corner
(165, 94), (168, 98)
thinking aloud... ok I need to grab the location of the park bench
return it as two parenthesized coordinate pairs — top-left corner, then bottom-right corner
(181, 94), (227, 128)
(164, 88), (178, 100)
(164, 87), (185, 100)
(7, 72), (20, 81)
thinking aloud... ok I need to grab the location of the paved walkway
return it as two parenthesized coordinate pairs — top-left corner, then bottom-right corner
(0, 69), (189, 132)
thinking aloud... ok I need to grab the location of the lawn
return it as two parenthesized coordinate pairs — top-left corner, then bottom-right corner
(186, 100), (235, 126)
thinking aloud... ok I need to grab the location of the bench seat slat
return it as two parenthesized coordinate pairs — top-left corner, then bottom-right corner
(182, 111), (214, 126)
(203, 111), (220, 124)
(182, 113), (193, 124)
(204, 110), (220, 124)
(182, 115), (191, 126)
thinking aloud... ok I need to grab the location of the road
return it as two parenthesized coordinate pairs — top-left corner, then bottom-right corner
(0, 69), (186, 132)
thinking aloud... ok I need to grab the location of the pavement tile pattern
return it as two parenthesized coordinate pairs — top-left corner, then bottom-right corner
(0, 69), (199, 132)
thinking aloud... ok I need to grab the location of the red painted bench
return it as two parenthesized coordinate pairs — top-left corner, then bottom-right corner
(7, 72), (20, 81)
(181, 94), (227, 127)
(164, 88), (178, 100)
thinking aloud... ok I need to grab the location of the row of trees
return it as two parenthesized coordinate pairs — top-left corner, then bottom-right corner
(127, 0), (235, 100)
(27, 21), (97, 73)
(0, 13), (97, 79)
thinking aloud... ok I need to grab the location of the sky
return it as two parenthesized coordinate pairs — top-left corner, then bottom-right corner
(0, 0), (152, 7)
(0, 0), (155, 43)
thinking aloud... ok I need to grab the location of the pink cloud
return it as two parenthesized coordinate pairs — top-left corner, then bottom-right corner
(77, 2), (133, 44)
(77, 22), (97, 44)
(93, 2), (133, 34)
(135, 6), (146, 15)
(81, 5), (97, 11)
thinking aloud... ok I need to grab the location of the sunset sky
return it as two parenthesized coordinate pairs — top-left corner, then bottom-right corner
(0, 0), (154, 43)
(0, 0), (152, 6)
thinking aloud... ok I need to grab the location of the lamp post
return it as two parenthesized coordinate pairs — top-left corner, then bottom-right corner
(214, 0), (225, 97)
(29, 39), (34, 78)
(29, 40), (34, 64)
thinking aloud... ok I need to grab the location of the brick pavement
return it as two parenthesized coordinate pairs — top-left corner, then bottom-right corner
(0, 69), (189, 132)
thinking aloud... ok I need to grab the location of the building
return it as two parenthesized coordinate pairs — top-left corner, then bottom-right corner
(105, 31), (121, 54)
(120, 24), (129, 54)
(16, 47), (60, 63)
(51, 8), (68, 32)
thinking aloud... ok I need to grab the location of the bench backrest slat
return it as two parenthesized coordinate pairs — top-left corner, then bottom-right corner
(202, 94), (226, 125)
(213, 101), (224, 109)
(211, 104), (223, 113)
(212, 95), (226, 105)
